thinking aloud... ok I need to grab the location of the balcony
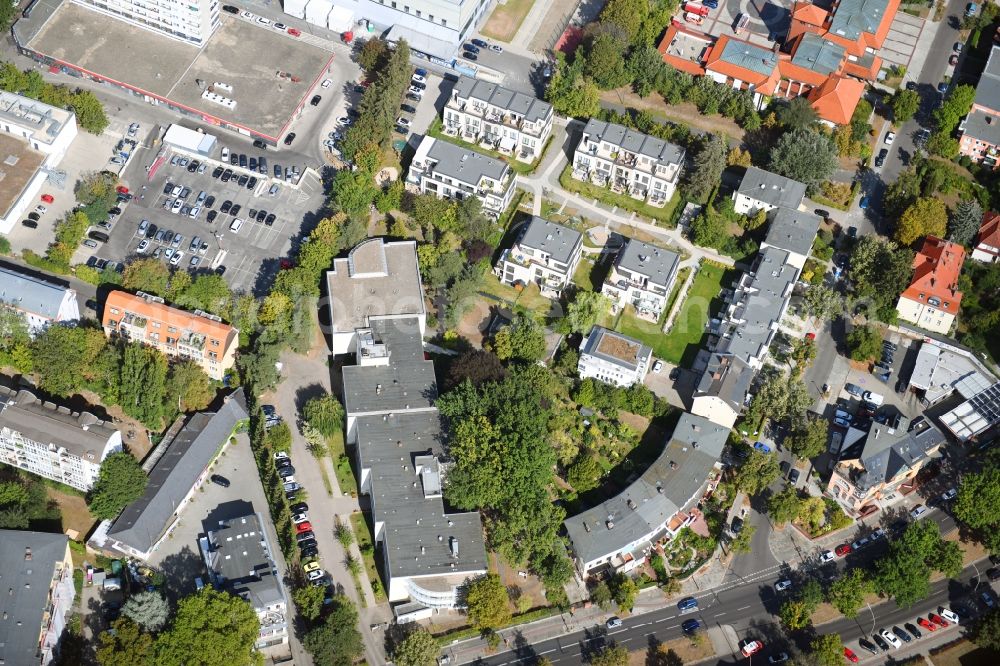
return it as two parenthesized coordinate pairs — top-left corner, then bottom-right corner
(614, 151), (638, 167)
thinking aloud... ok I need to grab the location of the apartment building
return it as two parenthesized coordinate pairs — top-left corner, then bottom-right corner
(939, 380), (1000, 442)
(578, 326), (653, 388)
(443, 76), (553, 163)
(494, 216), (583, 298)
(760, 207), (821, 270)
(733, 166), (807, 215)
(895, 236), (965, 335)
(0, 265), (80, 335)
(972, 211), (1000, 263)
(959, 45), (1000, 167)
(407, 136), (515, 217)
(602, 239), (680, 321)
(74, 0), (221, 46)
(202, 513), (288, 648)
(691, 353), (755, 429)
(571, 119), (685, 207)
(0, 531), (75, 666)
(102, 290), (239, 381)
(0, 386), (121, 491)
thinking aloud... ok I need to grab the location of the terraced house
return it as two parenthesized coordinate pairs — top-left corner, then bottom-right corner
(571, 119), (685, 207)
(494, 216), (583, 298)
(443, 76), (553, 163)
(602, 239), (680, 321)
(407, 136), (515, 217)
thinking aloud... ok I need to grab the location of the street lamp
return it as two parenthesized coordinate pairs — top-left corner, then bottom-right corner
(866, 602), (876, 636)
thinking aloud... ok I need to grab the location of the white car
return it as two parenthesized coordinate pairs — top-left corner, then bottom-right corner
(35, 204), (47, 214)
(819, 550), (835, 563)
(910, 504), (928, 520)
(653, 360), (663, 373)
(411, 74), (426, 84)
(407, 85), (424, 96)
(774, 579), (793, 592)
(940, 488), (957, 502)
(396, 117), (411, 128)
(163, 248), (174, 260)
(885, 131), (896, 145)
(306, 569), (325, 581)
(136, 239), (150, 254)
(880, 629), (902, 649)
(221, 147), (230, 161)
(274, 451), (289, 460)
(292, 512), (309, 524)
(940, 608), (960, 624)
(171, 199), (183, 214)
(229, 218), (244, 233)
(188, 206), (201, 219)
(169, 251), (184, 266)
(321, 79), (332, 88)
(171, 185), (182, 196)
(336, 116), (352, 126)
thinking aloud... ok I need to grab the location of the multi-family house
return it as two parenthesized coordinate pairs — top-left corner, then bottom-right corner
(691, 353), (755, 429)
(895, 236), (965, 335)
(959, 45), (1000, 167)
(443, 76), (553, 163)
(102, 290), (239, 381)
(578, 326), (653, 388)
(972, 211), (1000, 263)
(0, 265), (80, 335)
(571, 119), (685, 207)
(406, 136), (515, 217)
(761, 207), (822, 270)
(494, 216), (583, 298)
(0, 386), (121, 491)
(0, 531), (75, 665)
(733, 166), (807, 215)
(202, 513), (288, 648)
(601, 239), (680, 321)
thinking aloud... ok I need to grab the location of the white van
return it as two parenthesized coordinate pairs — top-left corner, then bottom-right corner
(862, 391), (884, 406)
(229, 218), (243, 233)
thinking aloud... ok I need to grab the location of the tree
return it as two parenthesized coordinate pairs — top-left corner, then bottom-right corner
(847, 324), (882, 362)
(970, 609), (1000, 652)
(687, 134), (727, 201)
(730, 523), (756, 554)
(303, 595), (364, 666)
(810, 634), (844, 666)
(890, 89), (920, 123)
(97, 618), (153, 666)
(589, 645), (628, 666)
(335, 521), (354, 549)
(122, 591), (170, 632)
(584, 33), (630, 90)
(790, 338), (817, 374)
(123, 258), (172, 294)
(565, 291), (609, 334)
(876, 520), (962, 607)
(749, 372), (812, 423)
(896, 197), (947, 246)
(768, 128), (838, 190)
(779, 599), (813, 629)
(70, 90), (109, 134)
(954, 466), (1000, 553)
(119, 342), (168, 426)
(827, 568), (872, 619)
(492, 313), (546, 362)
(154, 589), (260, 666)
(292, 585), (326, 622)
(598, 0), (645, 41)
(848, 236), (914, 311)
(447, 350), (506, 390)
(357, 38), (389, 72)
(690, 207), (727, 249)
(803, 285), (843, 321)
(591, 581), (612, 609)
(610, 573), (638, 612)
(546, 56), (601, 118)
(950, 199), (984, 246)
(392, 627), (438, 666)
(628, 44), (668, 97)
(567, 452), (602, 492)
(166, 360), (214, 412)
(776, 96), (819, 130)
(786, 418), (828, 460)
(768, 487), (802, 525)
(727, 146), (752, 167)
(465, 573), (511, 632)
(31, 325), (107, 396)
(88, 452), (147, 521)
(733, 451), (781, 497)
(302, 394), (345, 438)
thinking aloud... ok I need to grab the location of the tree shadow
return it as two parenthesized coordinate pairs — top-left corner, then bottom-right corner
(294, 383), (328, 415)
(577, 625), (608, 663)
(645, 634), (683, 666)
(155, 546), (206, 602)
(510, 630), (540, 664)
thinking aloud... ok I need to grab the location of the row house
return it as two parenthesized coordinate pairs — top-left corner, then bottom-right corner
(443, 75), (554, 163)
(571, 119), (685, 207)
(407, 136), (515, 218)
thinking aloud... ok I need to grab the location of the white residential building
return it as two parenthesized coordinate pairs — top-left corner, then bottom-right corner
(571, 118), (685, 207)
(733, 166), (807, 215)
(602, 239), (680, 322)
(0, 266), (80, 335)
(578, 326), (652, 387)
(74, 0), (220, 46)
(0, 387), (121, 491)
(443, 76), (554, 163)
(494, 216), (583, 298)
(407, 136), (514, 217)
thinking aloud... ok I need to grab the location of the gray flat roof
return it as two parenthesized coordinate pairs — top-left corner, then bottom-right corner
(581, 118), (685, 165)
(737, 166), (807, 210)
(962, 109), (1000, 145)
(425, 136), (510, 185)
(452, 75), (552, 124)
(696, 353), (754, 410)
(564, 413), (726, 566)
(720, 39), (779, 77)
(342, 317), (437, 416)
(108, 390), (248, 554)
(764, 207), (821, 258)
(0, 386), (117, 461)
(0, 265), (74, 320)
(0, 530), (69, 666)
(516, 216), (582, 266)
(326, 239), (426, 334)
(581, 326), (651, 372)
(975, 46), (1000, 112)
(829, 0), (891, 41)
(205, 512), (284, 610)
(615, 239), (679, 288)
(791, 33), (846, 76)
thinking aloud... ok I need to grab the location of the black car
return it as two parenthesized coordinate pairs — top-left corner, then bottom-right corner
(464, 43), (480, 53)
(668, 367), (680, 381)
(28, 211), (41, 221)
(310, 94), (322, 106)
(215, 265), (226, 276)
(258, 157), (267, 174)
(406, 92), (422, 102)
(204, 195), (216, 208)
(220, 200), (232, 213)
(874, 148), (888, 168)
(256, 209), (267, 223)
(779, 460), (790, 475)
(276, 456), (292, 468)
(88, 230), (110, 243)
(210, 474), (230, 488)
(238, 154), (247, 168)
(814, 208), (830, 218)
(278, 466), (296, 478)
(298, 538), (317, 550)
(222, 168), (233, 182)
(893, 626), (912, 643)
(284, 133), (296, 146)
(904, 622), (922, 639)
(222, 4), (238, 13)
(249, 157), (257, 171)
(212, 166), (224, 178)
(872, 634), (890, 652)
(22, 219), (37, 228)
(788, 468), (800, 484)
(229, 153), (238, 165)
(247, 176), (258, 190)
(163, 182), (174, 195)
(237, 174), (249, 187)
(463, 52), (478, 61)
(145, 223), (158, 239)
(207, 210), (217, 224)
(858, 638), (879, 655)
(230, 204), (242, 216)
(731, 517), (744, 534)
(274, 164), (282, 179)
(253, 139), (268, 149)
(400, 104), (417, 114)
(265, 213), (276, 226)
(291, 502), (308, 513)
(300, 546), (319, 559)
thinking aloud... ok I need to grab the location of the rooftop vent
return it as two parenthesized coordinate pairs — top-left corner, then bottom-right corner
(23, 547), (31, 561)
(449, 537), (459, 558)
(606, 520), (615, 530)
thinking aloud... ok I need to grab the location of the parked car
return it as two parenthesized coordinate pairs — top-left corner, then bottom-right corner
(767, 654), (788, 664)
(843, 647), (859, 663)
(819, 550), (835, 563)
(917, 617), (937, 632)
(940, 488), (957, 502)
(892, 626), (912, 643)
(740, 640), (764, 657)
(904, 622), (922, 638)
(210, 474), (230, 488)
(910, 504), (928, 520)
(774, 579), (792, 592)
(681, 618), (700, 634)
(835, 543), (852, 557)
(940, 608), (960, 624)
(731, 517), (744, 534)
(858, 638), (879, 655)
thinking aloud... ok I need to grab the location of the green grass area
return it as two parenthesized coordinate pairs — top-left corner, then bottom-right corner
(480, 0), (536, 42)
(327, 430), (358, 497)
(480, 274), (559, 316)
(426, 117), (548, 175)
(662, 266), (691, 322)
(350, 512), (387, 602)
(558, 165), (680, 226)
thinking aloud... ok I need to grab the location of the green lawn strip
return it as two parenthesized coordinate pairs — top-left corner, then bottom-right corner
(558, 165), (679, 226)
(327, 429), (358, 496)
(350, 512), (387, 602)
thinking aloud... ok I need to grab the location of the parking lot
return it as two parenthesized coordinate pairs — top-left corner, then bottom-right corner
(93, 142), (324, 293)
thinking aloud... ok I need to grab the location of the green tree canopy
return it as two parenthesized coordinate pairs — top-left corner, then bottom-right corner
(291, 585), (326, 622)
(610, 572), (639, 612)
(949, 199), (984, 247)
(598, 0), (645, 41)
(546, 55), (601, 118)
(88, 452), (147, 521)
(302, 394), (345, 438)
(876, 520), (963, 607)
(166, 359), (214, 413)
(827, 568), (872, 619)
(153, 589), (260, 666)
(810, 634), (844, 666)
(804, 285), (843, 321)
(848, 236), (914, 312)
(776, 96), (819, 131)
(767, 487), (802, 525)
(97, 618), (153, 666)
(954, 465), (1000, 553)
(768, 128), (838, 191)
(896, 197), (948, 246)
(733, 451), (781, 497)
(492, 313), (546, 362)
(465, 573), (511, 632)
(890, 89), (920, 123)
(391, 627), (438, 666)
(590, 645), (628, 666)
(686, 134), (728, 201)
(970, 609), (1000, 652)
(122, 591), (170, 632)
(584, 33), (630, 90)
(786, 417), (829, 460)
(302, 595), (363, 666)
(847, 324), (882, 362)
(565, 291), (609, 334)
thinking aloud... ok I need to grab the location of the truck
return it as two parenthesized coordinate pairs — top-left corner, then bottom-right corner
(684, 2), (710, 16)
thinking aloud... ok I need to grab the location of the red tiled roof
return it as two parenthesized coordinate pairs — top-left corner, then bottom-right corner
(792, 1), (829, 27)
(976, 211), (1000, 253)
(656, 24), (711, 76)
(807, 76), (866, 125)
(900, 236), (966, 316)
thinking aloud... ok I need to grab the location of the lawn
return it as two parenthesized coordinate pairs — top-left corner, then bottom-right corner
(559, 166), (680, 227)
(480, 0), (536, 42)
(616, 262), (730, 365)
(350, 512), (387, 602)
(480, 274), (559, 317)
(327, 429), (357, 497)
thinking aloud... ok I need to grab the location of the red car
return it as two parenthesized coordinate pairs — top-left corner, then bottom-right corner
(116, 185), (129, 194)
(805, 332), (816, 341)
(739, 639), (763, 657)
(835, 543), (852, 557)
(40, 194), (54, 203)
(843, 647), (858, 663)
(287, 27), (301, 36)
(929, 613), (949, 628)
(295, 521), (313, 534)
(918, 617), (937, 632)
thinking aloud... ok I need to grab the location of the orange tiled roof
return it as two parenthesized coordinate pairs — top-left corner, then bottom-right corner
(807, 76), (866, 125)
(778, 57), (832, 88)
(656, 24), (711, 76)
(792, 1), (829, 27)
(900, 236), (966, 316)
(704, 35), (781, 96)
(103, 290), (238, 348)
(977, 211), (1000, 251)
(843, 55), (882, 80)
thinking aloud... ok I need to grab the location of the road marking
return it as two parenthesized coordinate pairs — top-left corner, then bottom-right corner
(717, 612), (727, 617)
(738, 605), (751, 611)
(667, 624), (679, 629)
(538, 650), (555, 655)
(655, 617), (671, 623)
